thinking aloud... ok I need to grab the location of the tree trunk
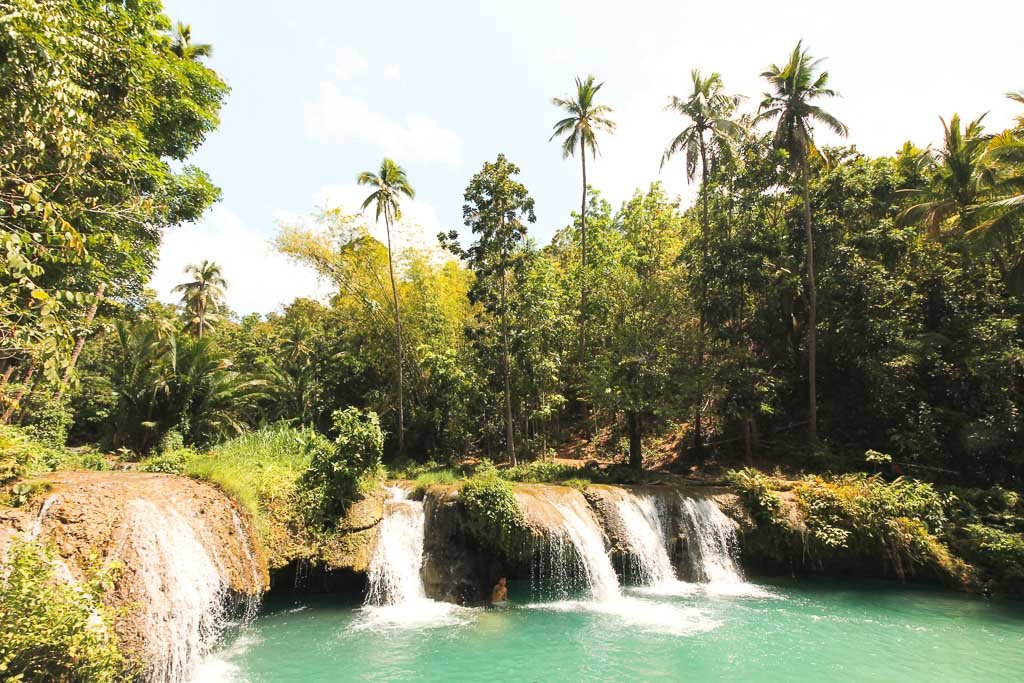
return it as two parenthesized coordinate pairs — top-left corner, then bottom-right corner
(692, 139), (712, 464)
(800, 164), (818, 442)
(500, 268), (516, 465)
(627, 410), (642, 470)
(579, 150), (588, 364)
(744, 413), (754, 466)
(384, 206), (406, 457)
(1, 363), (35, 424)
(54, 283), (106, 402)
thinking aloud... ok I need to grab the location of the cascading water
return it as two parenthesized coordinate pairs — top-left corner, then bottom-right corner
(123, 499), (260, 683)
(615, 494), (677, 587)
(536, 490), (620, 602)
(366, 487), (428, 605)
(677, 497), (745, 587)
(359, 487), (468, 629)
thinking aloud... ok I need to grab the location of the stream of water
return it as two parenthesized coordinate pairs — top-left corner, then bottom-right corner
(192, 491), (1024, 681)
(197, 580), (1024, 682)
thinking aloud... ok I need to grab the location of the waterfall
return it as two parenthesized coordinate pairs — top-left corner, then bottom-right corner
(123, 499), (259, 683)
(534, 490), (620, 602)
(358, 487), (469, 629)
(678, 497), (745, 587)
(615, 494), (676, 587)
(366, 487), (427, 605)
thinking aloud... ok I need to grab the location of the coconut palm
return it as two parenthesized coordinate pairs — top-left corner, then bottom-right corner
(550, 75), (616, 362)
(170, 22), (213, 61)
(756, 41), (848, 442)
(357, 158), (415, 456)
(898, 114), (991, 237)
(661, 69), (743, 459)
(172, 260), (227, 339)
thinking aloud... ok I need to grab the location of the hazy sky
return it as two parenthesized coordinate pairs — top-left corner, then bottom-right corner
(150, 0), (1024, 315)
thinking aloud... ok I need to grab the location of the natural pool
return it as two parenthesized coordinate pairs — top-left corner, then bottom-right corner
(197, 579), (1024, 682)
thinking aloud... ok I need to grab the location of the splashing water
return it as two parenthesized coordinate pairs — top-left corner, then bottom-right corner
(360, 487), (469, 629)
(541, 492), (621, 602)
(615, 494), (677, 587)
(123, 499), (253, 683)
(366, 487), (428, 605)
(677, 497), (747, 590)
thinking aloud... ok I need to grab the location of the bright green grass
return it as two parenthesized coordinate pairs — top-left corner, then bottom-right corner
(184, 426), (314, 533)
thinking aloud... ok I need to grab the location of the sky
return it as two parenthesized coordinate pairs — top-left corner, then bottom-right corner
(150, 0), (1024, 316)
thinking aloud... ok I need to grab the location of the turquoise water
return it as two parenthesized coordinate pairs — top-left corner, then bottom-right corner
(200, 580), (1024, 682)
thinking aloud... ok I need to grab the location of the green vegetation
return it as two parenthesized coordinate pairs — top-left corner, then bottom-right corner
(0, 0), (1021, 652)
(0, 541), (131, 682)
(731, 467), (1024, 592)
(182, 425), (319, 533)
(459, 472), (532, 560)
(297, 408), (385, 528)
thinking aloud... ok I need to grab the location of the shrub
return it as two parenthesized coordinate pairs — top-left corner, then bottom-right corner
(459, 473), (531, 559)
(60, 450), (111, 472)
(412, 468), (460, 493)
(6, 481), (52, 508)
(0, 541), (131, 681)
(297, 408), (384, 528)
(728, 467), (783, 523)
(794, 474), (951, 578)
(157, 429), (185, 455)
(957, 525), (1024, 581)
(20, 394), (73, 449)
(0, 425), (65, 484)
(501, 460), (580, 484)
(184, 424), (322, 541)
(140, 449), (191, 475)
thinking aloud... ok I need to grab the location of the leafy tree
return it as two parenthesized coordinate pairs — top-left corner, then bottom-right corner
(550, 75), (615, 362)
(662, 70), (743, 459)
(172, 260), (227, 338)
(357, 159), (415, 456)
(442, 155), (536, 465)
(0, 0), (227, 394)
(756, 41), (848, 442)
(588, 185), (688, 468)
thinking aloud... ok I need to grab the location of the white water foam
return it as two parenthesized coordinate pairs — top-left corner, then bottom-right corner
(124, 500), (234, 683)
(616, 494), (677, 587)
(678, 496), (773, 597)
(359, 487), (472, 630)
(543, 493), (621, 602)
(527, 596), (719, 636)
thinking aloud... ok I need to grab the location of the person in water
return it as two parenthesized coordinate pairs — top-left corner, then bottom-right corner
(490, 577), (508, 604)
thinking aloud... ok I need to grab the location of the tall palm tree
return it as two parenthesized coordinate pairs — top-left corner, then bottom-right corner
(756, 41), (848, 442)
(550, 75), (616, 364)
(173, 260), (227, 339)
(898, 114), (991, 237)
(170, 22), (213, 61)
(661, 70), (742, 460)
(358, 158), (415, 456)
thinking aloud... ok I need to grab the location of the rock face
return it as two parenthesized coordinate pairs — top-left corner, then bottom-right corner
(0, 471), (267, 682)
(420, 485), (503, 605)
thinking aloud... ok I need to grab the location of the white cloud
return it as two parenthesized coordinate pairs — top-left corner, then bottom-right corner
(149, 207), (331, 316)
(329, 44), (369, 82)
(303, 84), (461, 164)
(382, 61), (404, 80)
